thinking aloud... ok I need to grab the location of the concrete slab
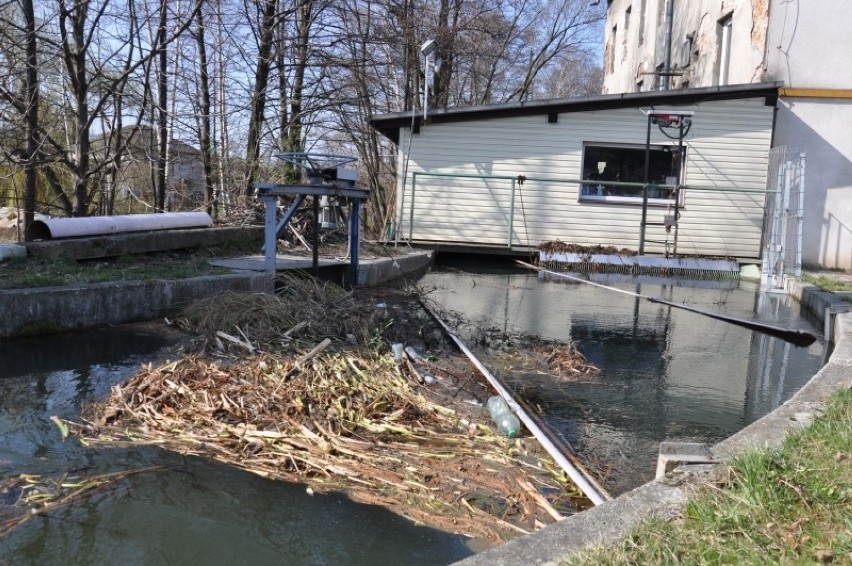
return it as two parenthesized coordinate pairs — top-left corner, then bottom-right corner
(24, 226), (263, 261)
(0, 244), (26, 261)
(210, 255), (346, 271)
(209, 250), (435, 288)
(655, 442), (716, 479)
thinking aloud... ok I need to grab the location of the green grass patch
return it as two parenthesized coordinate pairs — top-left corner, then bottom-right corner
(562, 388), (852, 565)
(803, 273), (852, 294)
(0, 248), (240, 290)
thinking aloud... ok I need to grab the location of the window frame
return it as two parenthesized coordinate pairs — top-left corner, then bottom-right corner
(578, 142), (685, 206)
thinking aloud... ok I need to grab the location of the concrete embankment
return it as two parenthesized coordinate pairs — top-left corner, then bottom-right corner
(457, 280), (852, 566)
(0, 273), (275, 338)
(1, 237), (433, 338)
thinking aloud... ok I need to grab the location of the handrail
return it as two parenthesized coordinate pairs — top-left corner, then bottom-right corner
(402, 171), (773, 246)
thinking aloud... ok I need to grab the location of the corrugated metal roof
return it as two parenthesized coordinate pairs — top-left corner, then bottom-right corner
(369, 82), (781, 143)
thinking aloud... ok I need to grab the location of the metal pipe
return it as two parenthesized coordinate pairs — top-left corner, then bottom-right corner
(26, 211), (213, 241)
(795, 152), (806, 279)
(414, 171), (772, 193)
(639, 113), (653, 254)
(662, 0), (674, 90)
(508, 178), (516, 248)
(419, 299), (610, 506)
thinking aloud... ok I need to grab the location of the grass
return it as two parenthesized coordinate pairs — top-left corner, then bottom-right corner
(562, 387), (852, 565)
(803, 273), (852, 294)
(0, 246), (251, 290)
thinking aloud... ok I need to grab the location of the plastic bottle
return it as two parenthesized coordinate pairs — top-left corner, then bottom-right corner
(486, 395), (521, 438)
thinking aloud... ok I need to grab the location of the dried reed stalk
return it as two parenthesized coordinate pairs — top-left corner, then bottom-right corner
(75, 350), (587, 541)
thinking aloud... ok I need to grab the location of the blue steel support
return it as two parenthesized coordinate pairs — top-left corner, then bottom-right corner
(263, 194), (277, 272)
(262, 194), (305, 253)
(348, 198), (361, 288)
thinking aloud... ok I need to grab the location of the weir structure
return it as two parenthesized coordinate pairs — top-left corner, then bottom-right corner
(255, 153), (369, 287)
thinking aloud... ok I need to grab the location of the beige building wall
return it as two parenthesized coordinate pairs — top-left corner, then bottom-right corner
(766, 1), (852, 270)
(394, 95), (774, 258)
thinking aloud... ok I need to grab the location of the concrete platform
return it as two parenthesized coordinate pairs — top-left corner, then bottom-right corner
(209, 250), (435, 288)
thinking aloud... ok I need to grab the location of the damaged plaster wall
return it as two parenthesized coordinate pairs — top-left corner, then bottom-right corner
(603, 0), (768, 93)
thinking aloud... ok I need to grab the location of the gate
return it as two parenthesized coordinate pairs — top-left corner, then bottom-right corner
(762, 147), (806, 292)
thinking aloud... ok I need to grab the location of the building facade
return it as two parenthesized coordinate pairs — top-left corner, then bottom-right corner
(603, 0), (852, 270)
(371, 85), (778, 260)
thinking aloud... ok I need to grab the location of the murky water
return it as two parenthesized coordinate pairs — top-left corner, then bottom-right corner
(420, 257), (827, 494)
(0, 326), (476, 565)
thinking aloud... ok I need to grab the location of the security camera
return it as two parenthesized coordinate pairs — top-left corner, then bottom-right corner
(420, 39), (437, 56)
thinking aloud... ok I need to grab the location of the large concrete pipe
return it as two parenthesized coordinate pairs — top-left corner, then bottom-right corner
(27, 212), (213, 240)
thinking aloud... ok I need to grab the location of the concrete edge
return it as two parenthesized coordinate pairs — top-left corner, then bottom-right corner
(24, 225), (263, 261)
(357, 250), (435, 287)
(456, 281), (852, 566)
(0, 273), (274, 338)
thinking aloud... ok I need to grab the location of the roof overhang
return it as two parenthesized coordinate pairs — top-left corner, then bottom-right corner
(369, 82), (781, 144)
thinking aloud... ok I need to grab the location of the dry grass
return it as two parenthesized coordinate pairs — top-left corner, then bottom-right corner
(178, 273), (379, 352)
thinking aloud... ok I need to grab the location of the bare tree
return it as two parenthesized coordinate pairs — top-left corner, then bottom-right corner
(242, 0), (279, 197)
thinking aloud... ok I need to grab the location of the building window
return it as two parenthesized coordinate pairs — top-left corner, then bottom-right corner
(609, 24), (617, 73)
(717, 14), (733, 86)
(638, 0), (646, 45)
(580, 143), (683, 204)
(625, 6), (631, 35)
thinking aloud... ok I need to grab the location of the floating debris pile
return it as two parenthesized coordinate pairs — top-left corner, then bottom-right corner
(70, 280), (598, 541)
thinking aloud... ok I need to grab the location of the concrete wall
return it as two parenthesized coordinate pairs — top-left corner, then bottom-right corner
(25, 226), (263, 261)
(772, 99), (852, 270)
(765, 0), (852, 270)
(0, 273), (274, 338)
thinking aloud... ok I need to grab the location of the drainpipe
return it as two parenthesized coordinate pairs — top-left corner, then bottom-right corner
(662, 0), (674, 90)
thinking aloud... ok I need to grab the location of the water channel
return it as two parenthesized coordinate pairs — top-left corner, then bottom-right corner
(0, 326), (476, 565)
(0, 259), (827, 563)
(420, 256), (827, 494)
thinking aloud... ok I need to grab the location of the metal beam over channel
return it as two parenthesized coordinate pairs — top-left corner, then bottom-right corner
(255, 153), (369, 287)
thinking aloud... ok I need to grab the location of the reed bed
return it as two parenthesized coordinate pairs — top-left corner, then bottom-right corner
(75, 348), (588, 541)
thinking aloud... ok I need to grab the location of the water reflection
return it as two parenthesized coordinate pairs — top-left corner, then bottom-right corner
(421, 257), (826, 493)
(0, 325), (476, 565)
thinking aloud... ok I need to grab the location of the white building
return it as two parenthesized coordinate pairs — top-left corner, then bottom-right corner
(371, 84), (778, 260)
(603, 0), (852, 270)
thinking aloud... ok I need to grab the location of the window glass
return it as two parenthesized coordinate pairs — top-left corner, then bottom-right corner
(580, 144), (682, 203)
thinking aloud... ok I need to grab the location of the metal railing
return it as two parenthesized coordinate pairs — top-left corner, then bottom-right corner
(399, 171), (772, 253)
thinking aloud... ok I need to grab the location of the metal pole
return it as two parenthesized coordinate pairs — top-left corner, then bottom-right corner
(263, 194), (277, 272)
(795, 152), (806, 278)
(639, 113), (652, 255)
(348, 198), (361, 288)
(672, 120), (685, 256)
(662, 0), (674, 90)
(420, 300), (610, 506)
(312, 196), (320, 277)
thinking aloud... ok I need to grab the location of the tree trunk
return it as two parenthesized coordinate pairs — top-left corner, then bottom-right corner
(243, 0), (278, 198)
(22, 0), (37, 239)
(155, 0), (169, 212)
(195, 6), (215, 216)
